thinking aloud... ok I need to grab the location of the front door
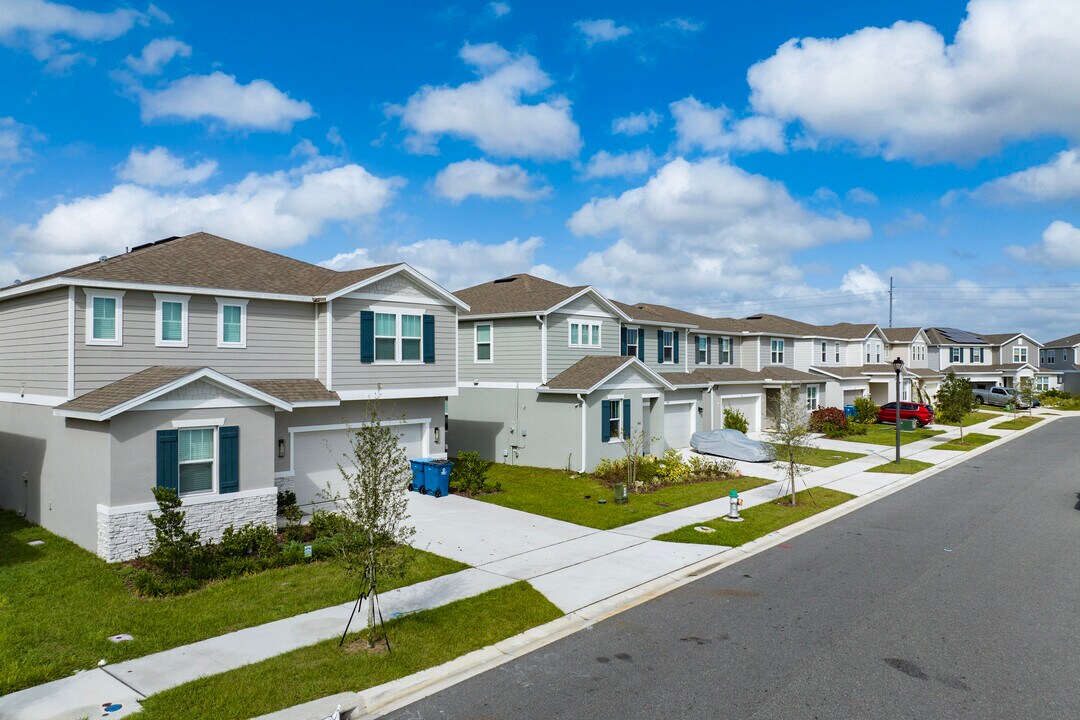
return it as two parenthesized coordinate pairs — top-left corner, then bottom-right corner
(765, 388), (780, 429)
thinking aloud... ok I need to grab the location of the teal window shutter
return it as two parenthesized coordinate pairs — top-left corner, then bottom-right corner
(657, 330), (664, 363)
(601, 400), (611, 442)
(156, 429), (178, 492)
(621, 327), (628, 356)
(673, 331), (680, 363)
(422, 315), (435, 364)
(623, 398), (631, 439)
(219, 426), (239, 493)
(638, 333), (645, 362)
(360, 310), (375, 363)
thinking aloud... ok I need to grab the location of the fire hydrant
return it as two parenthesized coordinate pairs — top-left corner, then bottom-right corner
(724, 489), (744, 522)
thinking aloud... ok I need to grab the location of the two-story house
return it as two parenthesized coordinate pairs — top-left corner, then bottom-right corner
(0, 232), (467, 561)
(924, 327), (1054, 392)
(881, 327), (941, 403)
(1039, 332), (1080, 393)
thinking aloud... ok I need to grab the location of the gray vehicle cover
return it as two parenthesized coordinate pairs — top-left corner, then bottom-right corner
(690, 428), (777, 462)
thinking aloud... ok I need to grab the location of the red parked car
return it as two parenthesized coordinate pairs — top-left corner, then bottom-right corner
(877, 402), (935, 427)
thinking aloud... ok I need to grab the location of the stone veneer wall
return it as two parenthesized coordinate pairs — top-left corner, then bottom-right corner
(96, 490), (276, 562)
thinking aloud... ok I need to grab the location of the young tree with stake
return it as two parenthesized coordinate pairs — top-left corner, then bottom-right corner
(769, 384), (815, 506)
(935, 372), (978, 443)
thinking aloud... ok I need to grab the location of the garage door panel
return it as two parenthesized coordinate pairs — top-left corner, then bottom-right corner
(720, 396), (759, 433)
(664, 403), (693, 448)
(292, 424), (424, 509)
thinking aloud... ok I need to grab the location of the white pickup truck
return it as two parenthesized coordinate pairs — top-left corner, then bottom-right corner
(972, 386), (1029, 408)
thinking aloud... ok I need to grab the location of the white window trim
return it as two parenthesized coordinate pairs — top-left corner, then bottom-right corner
(625, 327), (640, 358)
(607, 396), (623, 443)
(806, 385), (819, 410)
(84, 289), (125, 346)
(177, 426), (217, 498)
(696, 335), (708, 364)
(216, 297), (249, 349)
(720, 336), (732, 365)
(569, 319), (602, 349)
(154, 293), (190, 348)
(474, 322), (494, 363)
(1012, 346), (1028, 363)
(1047, 349), (1056, 364)
(372, 307), (426, 365)
(662, 330), (674, 363)
(770, 338), (785, 364)
(950, 347), (963, 363)
(819, 340), (828, 364)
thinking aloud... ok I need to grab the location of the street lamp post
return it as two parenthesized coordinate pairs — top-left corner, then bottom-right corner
(892, 357), (904, 463)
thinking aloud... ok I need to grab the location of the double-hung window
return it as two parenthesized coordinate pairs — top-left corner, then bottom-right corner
(720, 337), (731, 364)
(1012, 346), (1028, 363)
(970, 347), (984, 363)
(154, 294), (189, 348)
(866, 340), (882, 364)
(806, 385), (819, 411)
(400, 314), (422, 361)
(624, 328), (639, 357)
(216, 298), (248, 348)
(820, 341), (828, 364)
(569, 320), (601, 348)
(608, 400), (621, 441)
(950, 347), (963, 363)
(770, 338), (785, 364)
(178, 428), (215, 496)
(834, 341), (841, 363)
(697, 336), (708, 364)
(662, 331), (674, 362)
(85, 289), (124, 346)
(1036, 375), (1049, 392)
(374, 312), (423, 362)
(475, 323), (493, 362)
(1048, 349), (1056, 364)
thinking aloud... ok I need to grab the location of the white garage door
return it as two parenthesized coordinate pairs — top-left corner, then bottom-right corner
(843, 390), (863, 406)
(720, 396), (759, 433)
(664, 403), (694, 448)
(292, 423), (425, 510)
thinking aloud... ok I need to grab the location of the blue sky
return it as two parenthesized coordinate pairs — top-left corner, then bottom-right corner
(2, 0), (1079, 338)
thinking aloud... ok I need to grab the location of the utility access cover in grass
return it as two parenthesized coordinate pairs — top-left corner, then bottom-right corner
(654, 488), (854, 547)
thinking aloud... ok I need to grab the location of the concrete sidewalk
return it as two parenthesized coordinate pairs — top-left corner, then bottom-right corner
(0, 409), (1057, 720)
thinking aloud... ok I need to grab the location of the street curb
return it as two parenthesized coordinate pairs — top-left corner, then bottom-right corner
(259, 414), (1060, 720)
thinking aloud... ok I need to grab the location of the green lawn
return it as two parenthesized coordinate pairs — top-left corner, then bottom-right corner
(841, 423), (945, 446)
(991, 416), (1044, 430)
(936, 411), (999, 427)
(0, 511), (466, 694)
(134, 582), (561, 720)
(470, 464), (772, 530)
(654, 488), (854, 547)
(770, 445), (865, 467)
(866, 458), (935, 474)
(933, 432), (999, 452)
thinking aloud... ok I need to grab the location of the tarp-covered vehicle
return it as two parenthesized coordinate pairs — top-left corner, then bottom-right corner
(691, 428), (777, 462)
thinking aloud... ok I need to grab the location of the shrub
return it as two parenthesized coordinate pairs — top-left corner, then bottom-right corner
(451, 451), (500, 495)
(852, 396), (879, 424)
(146, 487), (202, 580)
(276, 490), (297, 515)
(593, 450), (734, 492)
(218, 523), (278, 560)
(809, 407), (848, 435)
(723, 407), (749, 434)
(309, 509), (349, 539)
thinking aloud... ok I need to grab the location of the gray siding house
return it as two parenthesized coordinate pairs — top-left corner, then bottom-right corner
(0, 232), (467, 561)
(1039, 332), (1080, 393)
(924, 328), (1056, 392)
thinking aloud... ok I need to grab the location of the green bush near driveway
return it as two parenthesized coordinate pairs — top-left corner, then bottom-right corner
(866, 459), (935, 474)
(841, 423), (944, 446)
(933, 433), (998, 452)
(991, 416), (1043, 430)
(134, 582), (562, 720)
(0, 511), (466, 694)
(473, 463), (771, 530)
(655, 488), (854, 547)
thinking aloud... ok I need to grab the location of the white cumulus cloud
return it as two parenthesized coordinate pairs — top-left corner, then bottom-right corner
(125, 37), (190, 75)
(746, 0), (1080, 162)
(612, 110), (660, 136)
(0, 117), (41, 166)
(582, 149), (653, 179)
(138, 71), (315, 132)
(1006, 221), (1080, 268)
(487, 2), (511, 18)
(963, 149), (1080, 204)
(116, 147), (216, 186)
(0, 0), (154, 69)
(394, 42), (581, 160)
(574, 18), (632, 46)
(433, 159), (550, 202)
(670, 96), (785, 153)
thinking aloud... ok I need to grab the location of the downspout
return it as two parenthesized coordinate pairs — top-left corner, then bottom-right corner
(326, 299), (333, 391)
(577, 393), (587, 474)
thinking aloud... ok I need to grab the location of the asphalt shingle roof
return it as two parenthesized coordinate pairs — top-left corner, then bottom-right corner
(245, 379), (339, 403)
(56, 366), (202, 414)
(455, 274), (588, 316)
(543, 356), (647, 391)
(882, 327), (922, 343)
(1043, 332), (1080, 348)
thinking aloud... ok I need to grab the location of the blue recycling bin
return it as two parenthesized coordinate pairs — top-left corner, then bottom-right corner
(409, 458), (433, 492)
(843, 404), (856, 418)
(423, 460), (454, 498)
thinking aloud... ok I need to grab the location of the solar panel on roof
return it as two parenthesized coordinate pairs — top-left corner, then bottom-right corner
(937, 327), (986, 344)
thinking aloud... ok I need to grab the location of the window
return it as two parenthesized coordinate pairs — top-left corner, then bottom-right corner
(216, 298), (248, 348)
(950, 347), (963, 363)
(1036, 375), (1050, 392)
(970, 347), (984, 363)
(608, 399), (622, 441)
(913, 343), (926, 362)
(1048, 349), (1056, 364)
(835, 342), (841, 363)
(720, 337), (732, 364)
(570, 320), (601, 348)
(697, 336), (708, 364)
(375, 313), (397, 361)
(662, 331), (674, 362)
(1040, 349), (1045, 364)
(866, 340), (882, 364)
(154, 293), (189, 348)
(178, 428), (214, 496)
(475, 323), (493, 362)
(806, 385), (819, 410)
(820, 341), (828, 363)
(624, 328), (639, 358)
(85, 290), (124, 346)
(1012, 346), (1028, 363)
(401, 314), (422, 361)
(770, 338), (785, 364)
(373, 312), (424, 362)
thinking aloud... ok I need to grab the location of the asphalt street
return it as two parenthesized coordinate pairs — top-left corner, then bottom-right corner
(384, 418), (1080, 719)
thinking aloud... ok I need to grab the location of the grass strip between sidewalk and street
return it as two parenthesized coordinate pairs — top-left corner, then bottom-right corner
(866, 459), (935, 474)
(933, 433), (999, 452)
(133, 582), (562, 720)
(654, 488), (854, 547)
(990, 416), (1043, 430)
(0, 511), (466, 695)
(841, 424), (945, 446)
(470, 464), (772, 530)
(770, 445), (866, 467)
(936, 411), (1000, 427)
